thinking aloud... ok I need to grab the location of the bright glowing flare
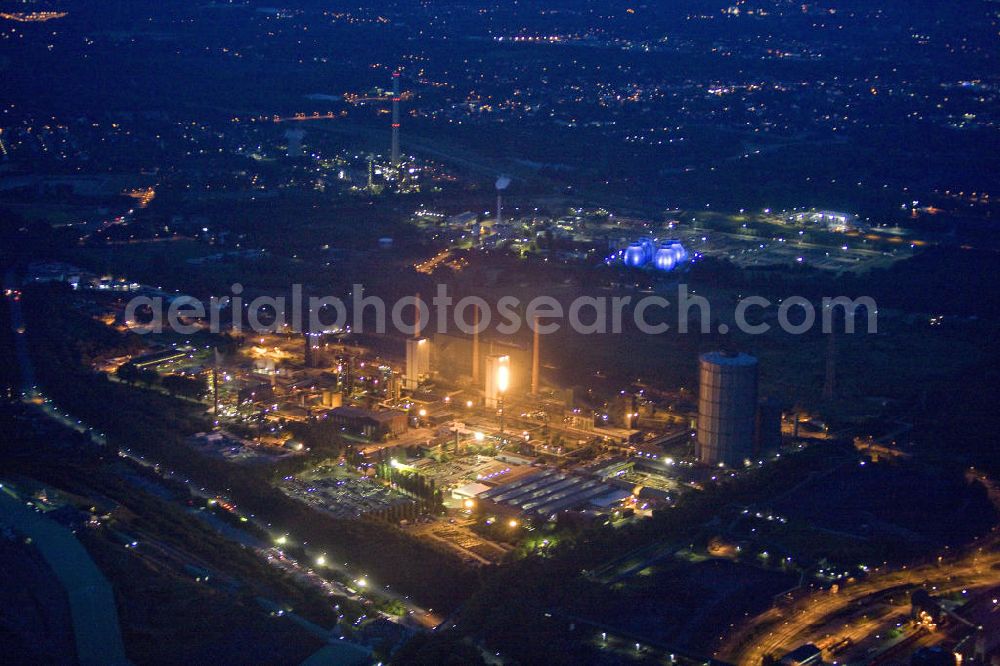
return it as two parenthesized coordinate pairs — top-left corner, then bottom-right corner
(496, 364), (509, 393)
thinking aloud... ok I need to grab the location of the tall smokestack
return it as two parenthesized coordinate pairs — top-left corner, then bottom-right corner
(531, 317), (540, 395)
(414, 292), (421, 339)
(823, 327), (836, 401)
(391, 71), (401, 166)
(213, 348), (221, 422)
(472, 306), (480, 384)
(495, 176), (510, 227)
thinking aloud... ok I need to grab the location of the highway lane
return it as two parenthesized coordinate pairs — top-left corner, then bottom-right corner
(718, 542), (1000, 665)
(718, 471), (1000, 665)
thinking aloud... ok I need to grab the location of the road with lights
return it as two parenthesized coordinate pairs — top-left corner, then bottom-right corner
(718, 534), (1000, 665)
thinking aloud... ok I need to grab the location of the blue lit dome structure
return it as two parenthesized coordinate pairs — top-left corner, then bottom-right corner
(638, 237), (656, 264)
(622, 237), (688, 271)
(666, 239), (688, 264)
(653, 244), (677, 271)
(624, 242), (647, 267)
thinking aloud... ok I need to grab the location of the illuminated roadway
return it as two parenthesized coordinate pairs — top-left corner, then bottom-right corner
(272, 111), (341, 123)
(717, 533), (1000, 665)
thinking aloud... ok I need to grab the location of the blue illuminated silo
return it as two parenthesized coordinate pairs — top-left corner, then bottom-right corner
(624, 242), (647, 267)
(639, 237), (656, 264)
(653, 244), (677, 271)
(667, 240), (688, 264)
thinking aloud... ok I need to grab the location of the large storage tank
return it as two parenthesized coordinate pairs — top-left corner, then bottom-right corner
(638, 237), (656, 263)
(696, 351), (758, 467)
(653, 244), (677, 271)
(666, 239), (688, 264)
(624, 242), (647, 267)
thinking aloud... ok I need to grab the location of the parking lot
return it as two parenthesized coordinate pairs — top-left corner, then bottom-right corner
(278, 476), (414, 519)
